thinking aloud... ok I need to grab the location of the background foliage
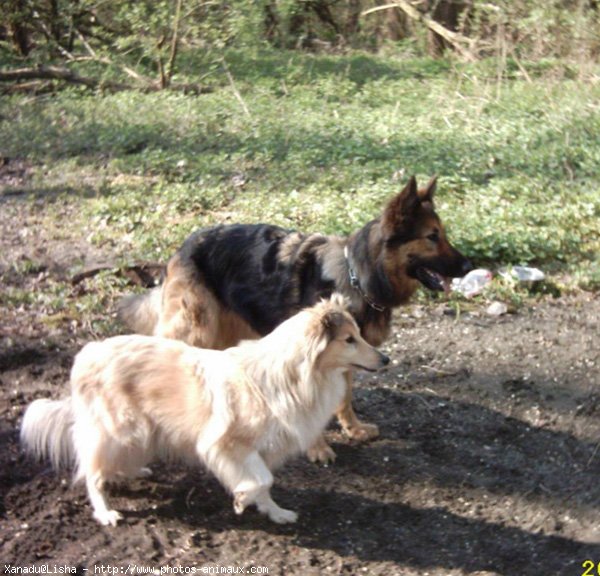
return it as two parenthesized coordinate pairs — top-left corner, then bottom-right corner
(2, 1), (600, 79)
(1, 1), (599, 297)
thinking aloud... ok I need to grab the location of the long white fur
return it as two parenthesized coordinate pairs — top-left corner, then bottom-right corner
(20, 294), (383, 526)
(20, 397), (75, 471)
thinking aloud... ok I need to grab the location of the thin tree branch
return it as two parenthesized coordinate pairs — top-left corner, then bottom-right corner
(0, 65), (121, 89)
(221, 58), (252, 119)
(156, 34), (167, 88)
(0, 65), (212, 94)
(75, 27), (97, 58)
(166, 0), (184, 85)
(0, 80), (54, 95)
(362, 0), (477, 61)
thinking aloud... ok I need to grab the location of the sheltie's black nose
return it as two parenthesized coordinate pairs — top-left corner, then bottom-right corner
(380, 353), (390, 366)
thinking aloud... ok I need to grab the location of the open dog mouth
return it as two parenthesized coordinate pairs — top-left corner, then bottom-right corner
(415, 267), (451, 293)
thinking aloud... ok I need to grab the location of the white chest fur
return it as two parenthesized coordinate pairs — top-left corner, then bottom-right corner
(259, 371), (346, 464)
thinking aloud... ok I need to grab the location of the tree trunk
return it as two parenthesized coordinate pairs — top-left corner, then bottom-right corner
(345, 0), (362, 39)
(385, 6), (409, 41)
(11, 21), (31, 56)
(165, 0), (183, 86)
(49, 0), (62, 43)
(263, 1), (280, 44)
(0, 65), (213, 94)
(288, 3), (309, 44)
(8, 0), (31, 56)
(309, 0), (340, 34)
(427, 0), (464, 56)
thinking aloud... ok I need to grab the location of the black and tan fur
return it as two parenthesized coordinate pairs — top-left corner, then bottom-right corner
(119, 176), (472, 461)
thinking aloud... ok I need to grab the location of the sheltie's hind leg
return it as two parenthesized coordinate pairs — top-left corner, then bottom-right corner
(85, 467), (122, 526)
(77, 430), (123, 526)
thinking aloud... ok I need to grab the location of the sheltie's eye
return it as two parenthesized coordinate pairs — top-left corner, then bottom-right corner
(345, 335), (356, 344)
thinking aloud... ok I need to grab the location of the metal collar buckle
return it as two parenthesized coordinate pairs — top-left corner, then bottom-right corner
(344, 246), (386, 313)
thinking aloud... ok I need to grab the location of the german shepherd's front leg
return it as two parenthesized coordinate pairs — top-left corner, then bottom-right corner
(336, 370), (379, 441)
(307, 371), (379, 464)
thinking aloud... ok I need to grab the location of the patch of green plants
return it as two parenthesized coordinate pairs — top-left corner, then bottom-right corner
(1, 49), (599, 304)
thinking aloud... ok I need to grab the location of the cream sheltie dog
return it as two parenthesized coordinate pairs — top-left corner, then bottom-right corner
(20, 295), (388, 526)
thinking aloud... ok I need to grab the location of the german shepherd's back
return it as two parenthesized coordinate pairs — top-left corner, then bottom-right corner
(120, 176), (471, 349)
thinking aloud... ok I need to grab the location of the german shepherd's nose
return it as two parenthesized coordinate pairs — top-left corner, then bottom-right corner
(460, 258), (474, 276)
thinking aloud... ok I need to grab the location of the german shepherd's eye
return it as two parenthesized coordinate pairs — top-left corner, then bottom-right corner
(427, 230), (440, 243)
(345, 335), (356, 344)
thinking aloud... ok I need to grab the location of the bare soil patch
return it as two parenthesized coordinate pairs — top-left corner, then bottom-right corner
(1, 189), (599, 576)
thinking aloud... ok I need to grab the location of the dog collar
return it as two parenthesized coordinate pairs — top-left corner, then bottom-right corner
(344, 246), (387, 313)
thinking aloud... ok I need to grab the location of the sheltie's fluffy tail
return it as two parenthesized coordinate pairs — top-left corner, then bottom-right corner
(20, 398), (75, 470)
(117, 287), (162, 335)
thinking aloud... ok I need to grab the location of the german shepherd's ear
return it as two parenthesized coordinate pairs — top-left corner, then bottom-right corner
(382, 175), (419, 236)
(419, 175), (437, 204)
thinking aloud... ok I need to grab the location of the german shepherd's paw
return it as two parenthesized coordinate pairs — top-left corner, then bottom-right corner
(307, 437), (336, 465)
(344, 421), (379, 442)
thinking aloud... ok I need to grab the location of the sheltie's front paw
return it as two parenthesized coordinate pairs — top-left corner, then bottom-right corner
(307, 437), (336, 465)
(268, 506), (298, 524)
(94, 509), (122, 526)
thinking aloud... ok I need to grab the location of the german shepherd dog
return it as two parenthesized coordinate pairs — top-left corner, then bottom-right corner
(119, 176), (472, 462)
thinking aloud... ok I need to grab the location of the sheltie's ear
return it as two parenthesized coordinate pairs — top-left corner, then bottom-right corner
(314, 293), (351, 351)
(320, 309), (346, 342)
(294, 300), (344, 403)
(296, 294), (351, 385)
(302, 312), (335, 374)
(327, 292), (350, 311)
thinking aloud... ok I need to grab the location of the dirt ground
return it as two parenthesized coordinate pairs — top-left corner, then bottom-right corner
(1, 178), (599, 576)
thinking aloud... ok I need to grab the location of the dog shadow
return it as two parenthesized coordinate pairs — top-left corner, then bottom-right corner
(133, 465), (599, 576)
(345, 383), (600, 506)
(283, 486), (600, 576)
(116, 380), (600, 576)
(277, 381), (600, 575)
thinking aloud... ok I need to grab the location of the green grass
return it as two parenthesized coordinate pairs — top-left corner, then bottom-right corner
(1, 49), (599, 292)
